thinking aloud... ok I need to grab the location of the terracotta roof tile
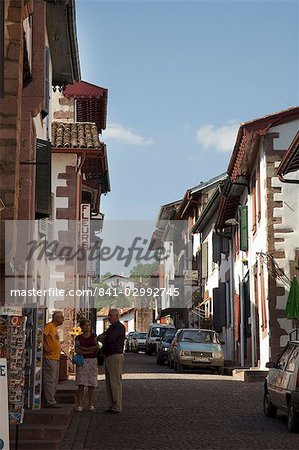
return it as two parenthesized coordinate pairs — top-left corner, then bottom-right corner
(52, 122), (102, 149)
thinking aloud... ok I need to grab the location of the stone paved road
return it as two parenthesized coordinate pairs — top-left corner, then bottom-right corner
(62, 353), (299, 450)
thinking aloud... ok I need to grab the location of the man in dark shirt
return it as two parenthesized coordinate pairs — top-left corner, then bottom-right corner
(98, 309), (125, 413)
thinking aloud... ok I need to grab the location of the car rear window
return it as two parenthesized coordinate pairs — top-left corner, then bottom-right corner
(137, 333), (147, 338)
(285, 346), (299, 372)
(277, 344), (294, 370)
(151, 327), (172, 337)
(180, 330), (218, 343)
(163, 334), (175, 343)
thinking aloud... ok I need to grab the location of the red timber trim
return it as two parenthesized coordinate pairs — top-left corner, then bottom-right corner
(251, 170), (257, 235)
(234, 293), (240, 342)
(256, 167), (261, 223)
(228, 107), (299, 182)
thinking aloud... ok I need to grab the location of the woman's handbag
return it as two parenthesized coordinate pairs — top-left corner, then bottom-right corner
(72, 353), (84, 366)
(97, 348), (104, 366)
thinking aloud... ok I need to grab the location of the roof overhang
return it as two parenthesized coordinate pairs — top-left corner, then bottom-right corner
(277, 131), (299, 183)
(192, 189), (221, 233)
(46, 0), (81, 86)
(228, 107), (299, 182)
(214, 178), (248, 230)
(64, 81), (108, 133)
(177, 173), (227, 219)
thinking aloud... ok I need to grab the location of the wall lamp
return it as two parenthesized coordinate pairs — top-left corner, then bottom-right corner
(224, 218), (239, 226)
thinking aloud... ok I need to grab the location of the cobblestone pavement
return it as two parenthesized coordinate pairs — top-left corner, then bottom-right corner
(62, 353), (299, 450)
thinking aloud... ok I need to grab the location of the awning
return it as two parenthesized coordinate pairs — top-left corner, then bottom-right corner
(285, 276), (299, 320)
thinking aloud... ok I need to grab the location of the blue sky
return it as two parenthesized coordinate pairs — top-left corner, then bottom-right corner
(76, 0), (298, 220)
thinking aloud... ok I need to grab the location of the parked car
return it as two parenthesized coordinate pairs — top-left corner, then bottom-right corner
(156, 328), (176, 365)
(168, 328), (224, 373)
(125, 331), (136, 352)
(264, 340), (299, 432)
(132, 332), (147, 353)
(145, 323), (176, 355)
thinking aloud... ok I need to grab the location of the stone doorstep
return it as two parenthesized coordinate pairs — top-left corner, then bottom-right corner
(23, 404), (74, 426)
(10, 437), (61, 450)
(232, 368), (268, 382)
(55, 393), (77, 404)
(11, 423), (68, 441)
(56, 380), (78, 394)
(55, 380), (78, 404)
(10, 405), (74, 450)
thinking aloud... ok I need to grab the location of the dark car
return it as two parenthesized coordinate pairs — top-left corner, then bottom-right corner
(264, 340), (299, 432)
(156, 328), (176, 365)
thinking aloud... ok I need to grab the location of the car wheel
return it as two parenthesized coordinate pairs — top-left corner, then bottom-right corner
(287, 400), (299, 432)
(217, 366), (224, 375)
(263, 391), (277, 418)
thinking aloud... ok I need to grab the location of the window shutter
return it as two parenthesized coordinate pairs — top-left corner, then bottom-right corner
(201, 241), (208, 278)
(212, 232), (220, 263)
(42, 46), (50, 117)
(220, 235), (230, 255)
(213, 283), (227, 332)
(239, 205), (248, 251)
(35, 139), (52, 218)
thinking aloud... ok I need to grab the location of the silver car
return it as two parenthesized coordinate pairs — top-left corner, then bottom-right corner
(168, 328), (225, 374)
(131, 332), (147, 353)
(264, 340), (299, 432)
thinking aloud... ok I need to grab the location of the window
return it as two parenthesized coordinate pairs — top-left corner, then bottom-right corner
(239, 205), (248, 251)
(23, 16), (33, 87)
(285, 346), (299, 373)
(42, 47), (50, 118)
(251, 168), (261, 232)
(35, 139), (52, 218)
(201, 241), (208, 278)
(251, 172), (257, 234)
(277, 345), (294, 370)
(260, 263), (267, 332)
(256, 168), (261, 222)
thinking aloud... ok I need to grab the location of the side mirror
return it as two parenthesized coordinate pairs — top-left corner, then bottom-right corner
(266, 361), (276, 369)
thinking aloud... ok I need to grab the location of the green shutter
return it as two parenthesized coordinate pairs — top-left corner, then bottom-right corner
(212, 232), (220, 263)
(239, 205), (248, 251)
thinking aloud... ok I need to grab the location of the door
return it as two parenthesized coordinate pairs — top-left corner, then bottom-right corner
(268, 344), (294, 407)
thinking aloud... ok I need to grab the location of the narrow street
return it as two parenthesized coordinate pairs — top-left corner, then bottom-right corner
(62, 353), (298, 450)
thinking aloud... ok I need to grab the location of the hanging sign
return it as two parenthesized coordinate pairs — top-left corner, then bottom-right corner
(80, 204), (90, 249)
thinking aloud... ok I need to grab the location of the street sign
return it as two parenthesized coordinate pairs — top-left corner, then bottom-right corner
(0, 358), (10, 450)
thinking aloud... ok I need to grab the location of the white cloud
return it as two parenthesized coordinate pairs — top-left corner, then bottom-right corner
(196, 122), (239, 153)
(103, 123), (153, 146)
